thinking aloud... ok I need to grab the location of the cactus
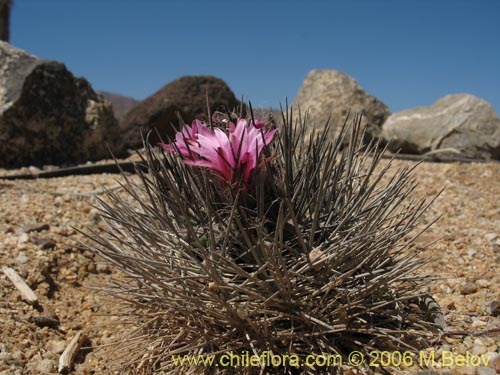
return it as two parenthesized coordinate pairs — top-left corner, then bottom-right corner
(84, 107), (442, 374)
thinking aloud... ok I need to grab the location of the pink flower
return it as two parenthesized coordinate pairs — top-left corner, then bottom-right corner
(160, 118), (276, 189)
(160, 119), (211, 159)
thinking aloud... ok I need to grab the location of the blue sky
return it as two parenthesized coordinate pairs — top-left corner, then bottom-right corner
(10, 0), (500, 114)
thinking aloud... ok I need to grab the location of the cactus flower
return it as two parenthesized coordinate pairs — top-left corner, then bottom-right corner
(160, 118), (276, 188)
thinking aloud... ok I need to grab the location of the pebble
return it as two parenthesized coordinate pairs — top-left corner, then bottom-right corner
(46, 339), (66, 354)
(15, 253), (29, 264)
(11, 350), (23, 361)
(460, 281), (478, 295)
(484, 233), (498, 242)
(32, 238), (57, 250)
(472, 344), (488, 355)
(54, 196), (63, 207)
(36, 358), (55, 373)
(453, 365), (477, 375)
(476, 367), (496, 375)
(486, 301), (500, 317)
(0, 352), (11, 361)
(21, 223), (50, 234)
(487, 353), (500, 371)
(95, 263), (111, 274)
(28, 166), (42, 176)
(17, 233), (29, 243)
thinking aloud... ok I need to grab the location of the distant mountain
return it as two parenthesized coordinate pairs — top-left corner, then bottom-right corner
(99, 91), (139, 121)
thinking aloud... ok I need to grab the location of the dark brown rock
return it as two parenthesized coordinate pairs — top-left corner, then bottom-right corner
(0, 41), (124, 168)
(121, 75), (241, 149)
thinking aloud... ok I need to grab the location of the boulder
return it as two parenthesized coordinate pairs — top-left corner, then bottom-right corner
(99, 91), (138, 121)
(121, 75), (241, 149)
(381, 94), (500, 160)
(0, 41), (123, 168)
(292, 70), (390, 143)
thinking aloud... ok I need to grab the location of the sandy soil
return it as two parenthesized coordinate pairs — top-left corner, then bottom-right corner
(0, 158), (499, 375)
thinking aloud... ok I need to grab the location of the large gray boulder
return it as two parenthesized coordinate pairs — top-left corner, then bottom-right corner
(0, 41), (123, 168)
(292, 70), (390, 142)
(381, 94), (500, 160)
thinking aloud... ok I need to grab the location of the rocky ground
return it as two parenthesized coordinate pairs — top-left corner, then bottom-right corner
(0, 157), (499, 375)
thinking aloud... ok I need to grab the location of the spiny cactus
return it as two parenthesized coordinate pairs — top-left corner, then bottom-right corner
(83, 107), (442, 374)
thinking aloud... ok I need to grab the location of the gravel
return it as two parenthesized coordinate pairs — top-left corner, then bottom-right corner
(1, 158), (500, 374)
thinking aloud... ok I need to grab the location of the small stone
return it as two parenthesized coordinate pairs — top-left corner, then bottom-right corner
(476, 279), (490, 288)
(11, 350), (23, 361)
(467, 248), (476, 258)
(472, 344), (488, 355)
(453, 365), (477, 375)
(0, 352), (11, 361)
(54, 196), (63, 207)
(32, 238), (56, 250)
(476, 367), (495, 375)
(18, 233), (29, 243)
(30, 306), (59, 328)
(36, 358), (54, 373)
(489, 353), (500, 371)
(95, 263), (111, 274)
(309, 247), (327, 270)
(485, 233), (498, 242)
(460, 281), (478, 295)
(21, 223), (50, 234)
(28, 165), (41, 175)
(486, 301), (500, 316)
(88, 208), (101, 224)
(207, 282), (219, 292)
(15, 253), (29, 264)
(46, 339), (66, 354)
(471, 318), (487, 327)
(41, 351), (55, 360)
(30, 315), (59, 328)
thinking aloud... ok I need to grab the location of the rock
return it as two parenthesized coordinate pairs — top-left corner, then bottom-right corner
(488, 353), (500, 372)
(472, 344), (488, 355)
(460, 281), (478, 295)
(453, 365), (477, 375)
(15, 253), (28, 264)
(46, 339), (66, 355)
(485, 233), (498, 242)
(99, 91), (139, 121)
(21, 223), (49, 234)
(476, 367), (496, 375)
(0, 351), (11, 361)
(36, 358), (54, 373)
(486, 300), (500, 316)
(292, 70), (390, 143)
(381, 94), (500, 160)
(121, 75), (241, 149)
(32, 238), (57, 250)
(17, 233), (29, 243)
(95, 263), (111, 274)
(0, 41), (124, 168)
(29, 305), (59, 328)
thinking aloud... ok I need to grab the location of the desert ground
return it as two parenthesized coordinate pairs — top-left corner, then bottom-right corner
(1, 157), (499, 375)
